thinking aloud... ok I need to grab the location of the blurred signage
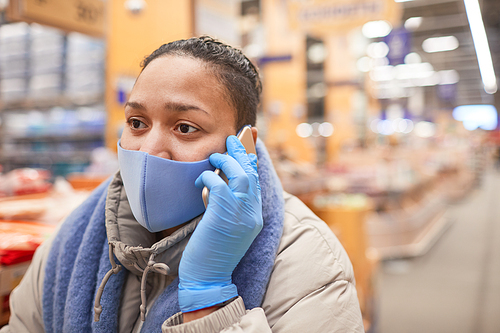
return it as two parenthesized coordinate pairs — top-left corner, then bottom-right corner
(7, 0), (105, 37)
(384, 27), (410, 65)
(258, 55), (292, 66)
(288, 0), (401, 35)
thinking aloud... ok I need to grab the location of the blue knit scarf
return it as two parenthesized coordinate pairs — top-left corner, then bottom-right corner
(43, 140), (284, 333)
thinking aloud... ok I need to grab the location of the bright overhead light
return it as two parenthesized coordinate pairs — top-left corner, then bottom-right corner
(377, 120), (395, 136)
(464, 0), (497, 94)
(371, 57), (389, 67)
(404, 52), (422, 64)
(422, 36), (459, 53)
(395, 62), (434, 80)
(308, 43), (327, 64)
(414, 121), (436, 138)
(362, 21), (392, 39)
(296, 123), (313, 138)
(453, 104), (497, 130)
(395, 0), (414, 2)
(439, 70), (460, 85)
(357, 57), (371, 73)
(405, 17), (422, 30)
(367, 42), (390, 58)
(318, 122), (334, 137)
(370, 65), (396, 82)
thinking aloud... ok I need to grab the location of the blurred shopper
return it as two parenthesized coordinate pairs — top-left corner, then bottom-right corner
(1, 37), (363, 333)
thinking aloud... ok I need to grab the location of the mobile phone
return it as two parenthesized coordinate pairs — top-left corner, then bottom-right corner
(202, 126), (257, 208)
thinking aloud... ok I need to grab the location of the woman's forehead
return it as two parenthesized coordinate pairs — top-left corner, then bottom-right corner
(131, 56), (237, 125)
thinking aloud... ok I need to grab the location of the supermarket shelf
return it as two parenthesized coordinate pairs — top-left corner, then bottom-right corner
(0, 150), (92, 162)
(370, 210), (452, 259)
(0, 94), (104, 111)
(7, 133), (104, 143)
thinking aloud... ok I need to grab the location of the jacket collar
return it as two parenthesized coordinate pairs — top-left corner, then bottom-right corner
(104, 171), (201, 277)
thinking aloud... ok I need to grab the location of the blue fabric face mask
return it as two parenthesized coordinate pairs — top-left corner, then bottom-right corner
(117, 141), (215, 232)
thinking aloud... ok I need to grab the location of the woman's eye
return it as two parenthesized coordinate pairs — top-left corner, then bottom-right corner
(129, 119), (146, 129)
(178, 124), (198, 134)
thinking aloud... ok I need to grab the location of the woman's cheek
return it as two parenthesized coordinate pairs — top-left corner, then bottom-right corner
(119, 132), (140, 151)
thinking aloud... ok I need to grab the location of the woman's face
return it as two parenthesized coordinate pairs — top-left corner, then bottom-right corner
(120, 55), (237, 161)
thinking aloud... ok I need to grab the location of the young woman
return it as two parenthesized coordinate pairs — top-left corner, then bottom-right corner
(2, 37), (364, 333)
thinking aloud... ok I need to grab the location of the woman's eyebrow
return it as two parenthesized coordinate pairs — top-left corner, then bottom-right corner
(164, 101), (209, 114)
(125, 101), (209, 115)
(125, 101), (145, 110)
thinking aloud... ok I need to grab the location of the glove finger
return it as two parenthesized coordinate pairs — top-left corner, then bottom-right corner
(209, 152), (249, 193)
(226, 136), (256, 177)
(248, 153), (258, 173)
(195, 169), (230, 193)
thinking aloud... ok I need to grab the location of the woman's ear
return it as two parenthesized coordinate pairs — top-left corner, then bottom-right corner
(251, 127), (258, 145)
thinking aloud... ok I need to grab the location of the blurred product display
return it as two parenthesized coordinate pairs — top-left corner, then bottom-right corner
(0, 23), (106, 177)
(0, 168), (51, 197)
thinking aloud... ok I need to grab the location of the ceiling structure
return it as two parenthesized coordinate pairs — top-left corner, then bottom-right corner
(400, 0), (500, 109)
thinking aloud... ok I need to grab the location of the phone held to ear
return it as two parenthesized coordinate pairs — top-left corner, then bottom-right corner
(202, 126), (257, 208)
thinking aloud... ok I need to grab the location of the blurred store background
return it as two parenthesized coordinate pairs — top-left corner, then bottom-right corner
(0, 0), (499, 331)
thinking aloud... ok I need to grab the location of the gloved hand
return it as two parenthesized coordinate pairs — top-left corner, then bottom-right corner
(178, 135), (263, 312)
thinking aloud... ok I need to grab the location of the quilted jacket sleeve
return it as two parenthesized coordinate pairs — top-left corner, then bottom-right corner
(160, 193), (364, 333)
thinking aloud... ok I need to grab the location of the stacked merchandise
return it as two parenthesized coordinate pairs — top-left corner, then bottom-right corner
(0, 106), (105, 176)
(0, 22), (106, 177)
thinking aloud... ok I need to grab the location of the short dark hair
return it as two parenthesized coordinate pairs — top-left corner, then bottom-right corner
(141, 36), (261, 129)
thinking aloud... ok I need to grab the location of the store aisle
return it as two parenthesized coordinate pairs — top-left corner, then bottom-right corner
(376, 169), (500, 333)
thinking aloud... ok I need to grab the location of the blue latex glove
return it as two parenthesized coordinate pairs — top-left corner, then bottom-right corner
(178, 135), (263, 312)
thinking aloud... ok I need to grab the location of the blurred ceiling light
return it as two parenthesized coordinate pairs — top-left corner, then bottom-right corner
(319, 122), (334, 137)
(395, 0), (414, 2)
(464, 0), (497, 94)
(296, 123), (313, 138)
(367, 42), (390, 58)
(401, 119), (414, 133)
(243, 44), (264, 59)
(392, 118), (404, 132)
(404, 17), (422, 30)
(370, 57), (390, 68)
(404, 52), (421, 64)
(370, 119), (380, 133)
(391, 118), (414, 134)
(395, 62), (434, 80)
(370, 65), (395, 81)
(418, 72), (441, 86)
(438, 70), (460, 85)
(125, 0), (147, 14)
(422, 36), (459, 53)
(414, 121), (436, 138)
(453, 104), (498, 130)
(311, 122), (321, 137)
(308, 82), (327, 99)
(357, 57), (371, 72)
(308, 43), (327, 64)
(377, 120), (395, 135)
(362, 21), (392, 39)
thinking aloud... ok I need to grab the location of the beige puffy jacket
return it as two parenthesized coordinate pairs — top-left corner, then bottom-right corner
(1, 174), (364, 333)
